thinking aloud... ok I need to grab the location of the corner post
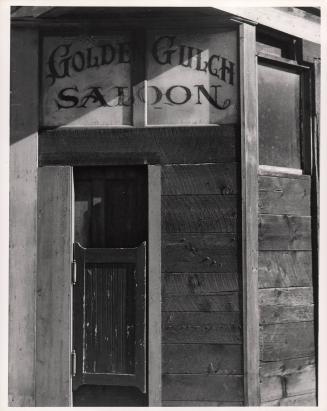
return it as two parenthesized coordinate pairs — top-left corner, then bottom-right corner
(239, 23), (260, 406)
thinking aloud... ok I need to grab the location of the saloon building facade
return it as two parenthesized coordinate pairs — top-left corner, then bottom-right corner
(9, 6), (320, 407)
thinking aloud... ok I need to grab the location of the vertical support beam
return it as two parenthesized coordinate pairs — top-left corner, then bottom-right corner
(9, 27), (38, 407)
(148, 165), (162, 406)
(300, 39), (320, 404)
(239, 23), (260, 406)
(36, 166), (73, 406)
(312, 51), (320, 407)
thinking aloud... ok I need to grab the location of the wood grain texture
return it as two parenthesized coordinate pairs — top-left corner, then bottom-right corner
(261, 392), (316, 406)
(285, 366), (316, 396)
(163, 273), (240, 295)
(9, 27), (38, 407)
(259, 251), (313, 288)
(258, 175), (311, 216)
(163, 312), (242, 344)
(162, 195), (239, 233)
(162, 400), (243, 406)
(39, 125), (239, 165)
(302, 39), (321, 63)
(162, 233), (240, 273)
(36, 166), (72, 406)
(259, 287), (313, 306)
(163, 344), (242, 374)
(261, 322), (315, 361)
(260, 305), (314, 324)
(162, 374), (243, 401)
(218, 6), (320, 43)
(260, 376), (283, 402)
(240, 23), (260, 406)
(260, 356), (315, 377)
(162, 163), (239, 195)
(162, 292), (240, 312)
(148, 165), (162, 405)
(259, 215), (312, 250)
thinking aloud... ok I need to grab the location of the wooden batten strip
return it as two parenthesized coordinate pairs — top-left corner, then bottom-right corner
(239, 23), (260, 405)
(147, 165), (162, 406)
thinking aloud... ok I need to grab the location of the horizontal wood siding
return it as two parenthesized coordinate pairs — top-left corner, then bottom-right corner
(162, 195), (239, 233)
(40, 125), (242, 403)
(163, 233), (239, 273)
(162, 400), (243, 406)
(163, 344), (242, 374)
(136, 125), (243, 403)
(39, 126), (239, 165)
(258, 174), (316, 406)
(162, 375), (243, 402)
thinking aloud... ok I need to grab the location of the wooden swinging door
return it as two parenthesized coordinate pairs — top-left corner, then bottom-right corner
(72, 166), (148, 406)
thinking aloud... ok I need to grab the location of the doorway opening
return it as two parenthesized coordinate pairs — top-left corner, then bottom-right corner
(72, 166), (148, 406)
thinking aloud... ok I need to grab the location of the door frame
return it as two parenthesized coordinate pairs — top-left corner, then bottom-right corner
(36, 162), (161, 406)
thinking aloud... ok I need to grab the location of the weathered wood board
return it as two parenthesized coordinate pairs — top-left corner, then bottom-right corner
(260, 322), (315, 361)
(163, 273), (240, 295)
(163, 312), (242, 344)
(162, 195), (239, 233)
(261, 392), (316, 406)
(39, 125), (239, 165)
(163, 292), (240, 312)
(259, 287), (313, 306)
(36, 166), (72, 406)
(162, 374), (243, 401)
(162, 233), (240, 273)
(260, 365), (316, 403)
(259, 215), (312, 250)
(259, 251), (312, 288)
(163, 343), (242, 374)
(285, 366), (316, 396)
(260, 305), (313, 324)
(260, 376), (283, 402)
(162, 400), (243, 406)
(259, 175), (311, 216)
(260, 356), (315, 378)
(162, 163), (239, 195)
(9, 27), (39, 407)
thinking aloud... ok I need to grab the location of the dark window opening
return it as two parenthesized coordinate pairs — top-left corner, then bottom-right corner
(258, 61), (302, 169)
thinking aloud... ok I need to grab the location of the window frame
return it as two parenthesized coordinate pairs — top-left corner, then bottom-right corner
(257, 51), (312, 176)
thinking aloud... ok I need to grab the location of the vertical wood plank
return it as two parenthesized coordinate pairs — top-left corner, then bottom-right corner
(312, 54), (320, 406)
(240, 23), (260, 406)
(9, 27), (38, 407)
(148, 165), (161, 405)
(36, 166), (73, 406)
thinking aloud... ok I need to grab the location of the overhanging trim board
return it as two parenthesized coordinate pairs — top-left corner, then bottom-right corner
(239, 23), (260, 406)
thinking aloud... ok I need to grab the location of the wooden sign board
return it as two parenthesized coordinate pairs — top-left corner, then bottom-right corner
(146, 30), (238, 125)
(42, 34), (132, 127)
(42, 30), (238, 127)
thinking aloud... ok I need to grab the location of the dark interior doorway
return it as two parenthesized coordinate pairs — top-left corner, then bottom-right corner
(73, 166), (148, 406)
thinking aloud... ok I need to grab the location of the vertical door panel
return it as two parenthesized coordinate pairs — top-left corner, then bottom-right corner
(36, 166), (73, 406)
